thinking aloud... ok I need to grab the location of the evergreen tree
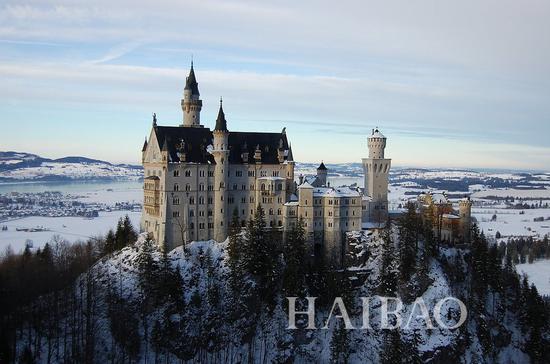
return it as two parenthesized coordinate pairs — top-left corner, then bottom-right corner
(380, 330), (402, 364)
(330, 321), (350, 364)
(282, 217), (307, 296)
(398, 202), (419, 282)
(379, 224), (398, 296)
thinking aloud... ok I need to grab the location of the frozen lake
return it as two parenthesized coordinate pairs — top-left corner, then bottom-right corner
(0, 180), (143, 253)
(0, 211), (141, 253)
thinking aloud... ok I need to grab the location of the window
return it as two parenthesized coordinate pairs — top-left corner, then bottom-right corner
(260, 170), (267, 177)
(272, 171), (279, 177)
(198, 196), (205, 204)
(199, 184), (205, 191)
(173, 197), (180, 205)
(185, 184), (191, 192)
(277, 183), (283, 190)
(199, 170), (205, 177)
(208, 171), (214, 177)
(199, 223), (205, 229)
(189, 197), (195, 204)
(174, 183), (179, 192)
(208, 197), (213, 204)
(190, 222), (194, 229)
(173, 170), (180, 177)
(189, 210), (194, 217)
(208, 210), (213, 217)
(241, 197), (246, 203)
(233, 184), (238, 190)
(228, 196), (235, 204)
(185, 170), (191, 177)
(199, 210), (205, 217)
(269, 208), (274, 215)
(172, 211), (180, 218)
(278, 220), (282, 227)
(242, 184), (246, 190)
(261, 183), (265, 191)
(248, 170), (255, 177)
(208, 184), (213, 191)
(277, 208), (281, 215)
(208, 222), (214, 229)
(236, 170), (243, 177)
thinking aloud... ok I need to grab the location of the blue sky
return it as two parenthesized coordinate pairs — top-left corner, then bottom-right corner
(1, 1), (549, 169)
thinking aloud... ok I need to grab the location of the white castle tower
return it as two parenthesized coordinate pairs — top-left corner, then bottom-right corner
(362, 127), (391, 223)
(211, 99), (229, 242)
(181, 61), (203, 127)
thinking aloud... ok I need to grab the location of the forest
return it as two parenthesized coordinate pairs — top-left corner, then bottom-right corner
(0, 204), (549, 363)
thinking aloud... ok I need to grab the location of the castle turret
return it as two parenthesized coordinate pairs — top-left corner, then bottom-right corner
(362, 127), (391, 223)
(316, 162), (328, 186)
(181, 62), (203, 127)
(212, 99), (229, 242)
(459, 197), (473, 243)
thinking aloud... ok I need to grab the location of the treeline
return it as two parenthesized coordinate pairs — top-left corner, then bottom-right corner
(140, 205), (353, 363)
(503, 236), (550, 264)
(0, 215), (137, 363)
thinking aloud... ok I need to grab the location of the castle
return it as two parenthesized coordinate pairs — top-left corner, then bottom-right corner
(140, 64), (470, 264)
(416, 192), (473, 244)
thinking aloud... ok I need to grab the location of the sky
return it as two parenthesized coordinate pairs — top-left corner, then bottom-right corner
(0, 0), (549, 170)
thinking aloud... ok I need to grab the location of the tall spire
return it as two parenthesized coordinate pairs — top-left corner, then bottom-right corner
(142, 137), (148, 152)
(214, 97), (228, 132)
(184, 60), (199, 96)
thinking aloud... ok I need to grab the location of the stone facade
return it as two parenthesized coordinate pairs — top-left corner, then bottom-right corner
(141, 64), (393, 264)
(416, 192), (473, 244)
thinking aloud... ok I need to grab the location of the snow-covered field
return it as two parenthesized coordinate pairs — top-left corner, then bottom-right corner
(516, 260), (550, 296)
(0, 211), (141, 253)
(473, 208), (550, 239)
(472, 188), (550, 199)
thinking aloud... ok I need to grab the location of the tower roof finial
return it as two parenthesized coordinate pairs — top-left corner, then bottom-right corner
(214, 97), (228, 132)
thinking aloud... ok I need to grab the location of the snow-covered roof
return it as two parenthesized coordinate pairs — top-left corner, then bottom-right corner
(284, 201), (299, 206)
(368, 128), (385, 139)
(298, 181), (313, 189)
(442, 213), (460, 219)
(431, 193), (449, 204)
(312, 186), (361, 198)
(258, 176), (285, 180)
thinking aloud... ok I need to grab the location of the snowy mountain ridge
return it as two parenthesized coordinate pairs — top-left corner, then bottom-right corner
(0, 151), (142, 181)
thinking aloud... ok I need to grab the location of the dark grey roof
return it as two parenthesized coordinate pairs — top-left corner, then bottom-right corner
(214, 103), (228, 132)
(287, 144), (294, 162)
(152, 126), (290, 165)
(184, 63), (200, 96)
(317, 162), (327, 171)
(142, 137), (148, 152)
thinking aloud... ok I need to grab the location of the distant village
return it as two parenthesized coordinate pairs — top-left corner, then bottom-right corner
(0, 191), (141, 224)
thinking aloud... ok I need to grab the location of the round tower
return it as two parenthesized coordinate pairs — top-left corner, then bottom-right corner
(316, 162), (328, 186)
(367, 127), (387, 158)
(212, 99), (229, 242)
(459, 197), (473, 243)
(181, 62), (203, 127)
(362, 127), (391, 224)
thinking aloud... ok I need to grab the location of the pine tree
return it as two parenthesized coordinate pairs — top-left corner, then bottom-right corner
(379, 224), (398, 296)
(398, 202), (418, 282)
(282, 217), (307, 296)
(330, 321), (350, 364)
(380, 330), (402, 364)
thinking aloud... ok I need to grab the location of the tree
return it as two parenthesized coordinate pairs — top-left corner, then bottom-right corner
(380, 330), (402, 364)
(282, 217), (307, 296)
(379, 224), (398, 296)
(398, 202), (418, 282)
(330, 321), (350, 364)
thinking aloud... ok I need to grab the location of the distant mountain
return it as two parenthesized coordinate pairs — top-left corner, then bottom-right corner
(0, 151), (142, 182)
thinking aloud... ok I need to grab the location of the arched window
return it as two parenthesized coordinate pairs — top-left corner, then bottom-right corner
(174, 183), (179, 191)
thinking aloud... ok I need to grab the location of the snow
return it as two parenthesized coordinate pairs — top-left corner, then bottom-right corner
(0, 211), (141, 253)
(516, 260), (550, 296)
(472, 187), (550, 199)
(0, 161), (142, 180)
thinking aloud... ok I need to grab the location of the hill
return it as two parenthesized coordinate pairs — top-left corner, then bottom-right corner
(0, 151), (142, 182)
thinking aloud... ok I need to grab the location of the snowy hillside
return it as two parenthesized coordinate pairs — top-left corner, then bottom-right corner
(12, 230), (544, 363)
(0, 151), (142, 181)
